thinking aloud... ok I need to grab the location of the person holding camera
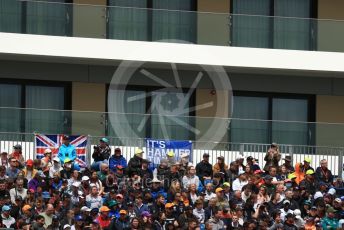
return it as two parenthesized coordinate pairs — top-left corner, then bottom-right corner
(263, 143), (281, 173)
(91, 138), (111, 171)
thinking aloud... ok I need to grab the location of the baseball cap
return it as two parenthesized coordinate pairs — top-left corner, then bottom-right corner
(100, 138), (109, 143)
(62, 135), (70, 140)
(304, 157), (311, 163)
(53, 156), (60, 162)
(285, 213), (295, 219)
(119, 210), (127, 215)
(75, 215), (83, 221)
(223, 182), (230, 187)
(82, 176), (89, 181)
(283, 200), (291, 205)
(108, 200), (117, 207)
(215, 187), (224, 193)
(328, 188), (336, 195)
(141, 211), (152, 217)
(167, 151), (174, 157)
(13, 144), (22, 149)
(116, 165), (124, 170)
(64, 158), (72, 164)
(63, 225), (71, 229)
(165, 203), (174, 208)
(203, 153), (209, 157)
(80, 206), (91, 212)
(135, 148), (144, 155)
(327, 206), (337, 213)
(180, 153), (189, 158)
(335, 198), (342, 203)
(91, 208), (99, 213)
(72, 181), (81, 187)
(42, 191), (51, 199)
(44, 149), (52, 154)
(99, 206), (111, 212)
(26, 159), (34, 167)
(264, 175), (273, 180)
(2, 205), (10, 212)
(314, 191), (323, 200)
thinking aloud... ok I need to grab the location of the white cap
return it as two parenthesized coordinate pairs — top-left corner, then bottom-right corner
(80, 206), (91, 212)
(82, 176), (89, 181)
(90, 183), (97, 188)
(44, 149), (52, 154)
(236, 154), (244, 160)
(294, 209), (301, 217)
(180, 153), (189, 158)
(339, 219), (344, 226)
(53, 156), (60, 162)
(314, 191), (323, 200)
(72, 181), (81, 187)
(328, 188), (336, 195)
(64, 224), (71, 229)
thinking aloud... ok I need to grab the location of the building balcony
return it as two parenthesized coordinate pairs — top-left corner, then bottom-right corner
(0, 0), (344, 52)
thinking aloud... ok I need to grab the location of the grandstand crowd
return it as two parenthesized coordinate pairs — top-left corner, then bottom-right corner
(1, 136), (344, 230)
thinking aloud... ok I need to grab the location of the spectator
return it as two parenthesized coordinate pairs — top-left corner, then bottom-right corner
(263, 143), (281, 172)
(207, 208), (225, 230)
(315, 159), (334, 186)
(193, 199), (205, 224)
(321, 206), (339, 229)
(58, 136), (76, 165)
(40, 204), (55, 229)
(182, 166), (200, 190)
(108, 147), (127, 173)
(302, 157), (315, 173)
(196, 153), (213, 184)
(9, 177), (27, 204)
(49, 157), (62, 178)
(22, 159), (37, 181)
(86, 185), (103, 209)
(282, 156), (295, 173)
(41, 149), (52, 172)
(97, 206), (111, 229)
(110, 209), (130, 230)
(9, 144), (25, 167)
(283, 213), (298, 230)
(0, 205), (15, 228)
(32, 215), (45, 230)
(232, 172), (248, 191)
(213, 156), (228, 179)
(6, 157), (20, 179)
(91, 138), (111, 171)
(127, 148), (144, 176)
(0, 152), (8, 167)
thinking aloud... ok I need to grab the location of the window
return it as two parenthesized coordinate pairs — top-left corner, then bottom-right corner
(107, 0), (196, 43)
(0, 81), (69, 134)
(230, 93), (314, 145)
(0, 0), (22, 33)
(107, 88), (194, 141)
(231, 0), (314, 50)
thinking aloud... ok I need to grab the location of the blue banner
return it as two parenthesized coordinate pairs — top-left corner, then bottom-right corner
(146, 139), (193, 166)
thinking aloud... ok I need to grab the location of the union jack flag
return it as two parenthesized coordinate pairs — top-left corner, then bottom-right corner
(35, 134), (88, 168)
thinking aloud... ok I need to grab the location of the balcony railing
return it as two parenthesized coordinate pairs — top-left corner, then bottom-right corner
(0, 0), (344, 52)
(1, 107), (344, 148)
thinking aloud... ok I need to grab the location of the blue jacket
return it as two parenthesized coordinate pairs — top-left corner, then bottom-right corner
(109, 155), (127, 172)
(58, 144), (77, 164)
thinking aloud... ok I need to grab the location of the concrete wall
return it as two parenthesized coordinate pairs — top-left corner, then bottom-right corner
(73, 0), (107, 38)
(317, 0), (344, 52)
(71, 82), (106, 136)
(316, 95), (344, 147)
(197, 0), (230, 46)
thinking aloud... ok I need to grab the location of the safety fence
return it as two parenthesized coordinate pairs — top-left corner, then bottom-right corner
(0, 132), (343, 177)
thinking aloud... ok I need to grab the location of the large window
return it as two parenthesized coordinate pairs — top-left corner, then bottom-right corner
(230, 93), (314, 145)
(107, 0), (196, 43)
(231, 0), (314, 50)
(0, 0), (70, 36)
(0, 82), (69, 134)
(108, 88), (194, 141)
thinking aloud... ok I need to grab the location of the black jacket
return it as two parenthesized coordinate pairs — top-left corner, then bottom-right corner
(196, 161), (213, 182)
(127, 155), (143, 176)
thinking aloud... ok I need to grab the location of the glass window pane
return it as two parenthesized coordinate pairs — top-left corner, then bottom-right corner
(108, 0), (148, 41)
(232, 0), (271, 48)
(108, 90), (146, 139)
(152, 0), (196, 43)
(230, 96), (269, 143)
(0, 0), (22, 33)
(274, 0), (312, 50)
(25, 86), (65, 134)
(0, 84), (21, 132)
(151, 91), (191, 140)
(26, 0), (69, 36)
(272, 98), (308, 145)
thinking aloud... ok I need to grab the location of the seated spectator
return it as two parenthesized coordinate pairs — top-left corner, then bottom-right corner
(109, 147), (127, 173)
(6, 157), (20, 180)
(183, 166), (200, 190)
(9, 177), (27, 204)
(196, 153), (213, 184)
(213, 156), (228, 182)
(232, 172), (248, 191)
(91, 138), (111, 171)
(315, 159), (334, 186)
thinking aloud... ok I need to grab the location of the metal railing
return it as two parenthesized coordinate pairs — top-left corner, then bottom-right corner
(1, 132), (343, 177)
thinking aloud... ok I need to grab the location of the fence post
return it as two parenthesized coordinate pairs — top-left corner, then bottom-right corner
(240, 143), (244, 156)
(339, 150), (343, 179)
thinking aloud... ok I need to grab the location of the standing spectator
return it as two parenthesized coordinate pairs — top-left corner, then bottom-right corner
(247, 156), (261, 172)
(302, 157), (314, 173)
(41, 149), (52, 173)
(58, 136), (76, 165)
(9, 144), (25, 167)
(263, 143), (281, 172)
(109, 148), (127, 173)
(213, 156), (228, 181)
(179, 152), (190, 176)
(91, 138), (111, 171)
(315, 159), (334, 186)
(282, 156), (295, 173)
(196, 153), (213, 184)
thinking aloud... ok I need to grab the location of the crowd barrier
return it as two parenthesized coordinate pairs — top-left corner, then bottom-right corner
(0, 133), (343, 177)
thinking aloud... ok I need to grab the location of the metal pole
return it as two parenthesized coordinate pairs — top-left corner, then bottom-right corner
(339, 150), (343, 179)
